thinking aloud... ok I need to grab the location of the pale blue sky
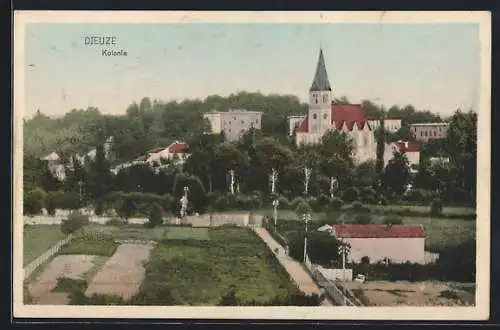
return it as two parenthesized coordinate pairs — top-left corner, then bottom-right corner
(24, 23), (480, 118)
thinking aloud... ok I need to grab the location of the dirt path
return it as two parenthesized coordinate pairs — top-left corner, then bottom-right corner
(253, 227), (333, 306)
(85, 243), (154, 300)
(28, 255), (96, 305)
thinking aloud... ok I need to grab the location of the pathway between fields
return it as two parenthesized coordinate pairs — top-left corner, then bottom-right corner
(253, 227), (333, 306)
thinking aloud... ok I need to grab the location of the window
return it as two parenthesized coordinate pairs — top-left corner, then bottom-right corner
(313, 113), (317, 120)
(241, 120), (244, 124)
(323, 113), (328, 119)
(241, 129), (244, 133)
(229, 121), (231, 125)
(434, 131), (437, 136)
(256, 119), (259, 124)
(233, 116), (236, 120)
(323, 94), (328, 103)
(314, 94), (318, 104)
(424, 131), (428, 137)
(420, 131), (423, 137)
(228, 128), (231, 133)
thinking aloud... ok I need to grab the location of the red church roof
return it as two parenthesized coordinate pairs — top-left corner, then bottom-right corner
(332, 224), (426, 238)
(393, 141), (420, 153)
(168, 142), (188, 154)
(298, 104), (369, 133)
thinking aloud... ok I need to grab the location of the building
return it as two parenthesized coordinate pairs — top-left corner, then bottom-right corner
(383, 140), (421, 168)
(292, 49), (377, 164)
(288, 115), (306, 136)
(409, 122), (449, 142)
(331, 224), (427, 264)
(204, 109), (263, 141)
(41, 152), (66, 181)
(366, 117), (402, 134)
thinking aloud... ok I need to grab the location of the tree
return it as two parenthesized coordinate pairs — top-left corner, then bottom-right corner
(23, 154), (46, 192)
(445, 110), (477, 205)
(389, 125), (416, 143)
(146, 203), (164, 228)
(87, 144), (114, 202)
(383, 150), (410, 196)
(24, 188), (47, 216)
(118, 196), (137, 220)
(353, 160), (377, 188)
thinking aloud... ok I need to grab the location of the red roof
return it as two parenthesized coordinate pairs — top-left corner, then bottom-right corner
(168, 142), (188, 154)
(332, 224), (426, 238)
(149, 147), (166, 154)
(298, 104), (370, 133)
(394, 141), (420, 152)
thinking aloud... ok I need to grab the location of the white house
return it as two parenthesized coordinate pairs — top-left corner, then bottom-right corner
(331, 224), (427, 265)
(366, 117), (402, 134)
(383, 140), (421, 168)
(292, 49), (377, 164)
(204, 109), (263, 141)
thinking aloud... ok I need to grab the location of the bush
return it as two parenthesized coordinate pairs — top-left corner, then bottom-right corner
(404, 188), (432, 204)
(354, 213), (373, 224)
(146, 203), (164, 228)
(331, 197), (343, 211)
(383, 215), (404, 226)
(430, 198), (443, 216)
(61, 211), (89, 234)
(24, 188), (47, 216)
(360, 187), (377, 205)
(118, 196), (137, 220)
(46, 191), (65, 215)
(60, 192), (82, 210)
(343, 187), (360, 203)
(378, 195), (388, 206)
(290, 197), (307, 209)
(308, 197), (322, 212)
(316, 194), (330, 207)
(94, 200), (104, 216)
(295, 201), (312, 217)
(278, 196), (290, 209)
(350, 201), (371, 214)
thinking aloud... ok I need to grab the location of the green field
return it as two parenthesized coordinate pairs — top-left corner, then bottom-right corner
(131, 227), (301, 306)
(23, 225), (65, 266)
(165, 227), (210, 240)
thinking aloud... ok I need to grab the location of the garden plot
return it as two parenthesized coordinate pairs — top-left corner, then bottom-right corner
(27, 254), (96, 304)
(85, 243), (154, 300)
(344, 281), (475, 306)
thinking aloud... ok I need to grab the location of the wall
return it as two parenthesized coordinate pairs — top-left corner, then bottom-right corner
(384, 119), (402, 133)
(316, 266), (353, 281)
(220, 110), (262, 141)
(342, 237), (426, 264)
(166, 212), (263, 228)
(288, 116), (305, 136)
(203, 113), (222, 134)
(410, 123), (449, 142)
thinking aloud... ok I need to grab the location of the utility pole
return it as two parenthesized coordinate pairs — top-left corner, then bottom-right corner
(303, 213), (311, 263)
(272, 199), (279, 231)
(78, 181), (83, 208)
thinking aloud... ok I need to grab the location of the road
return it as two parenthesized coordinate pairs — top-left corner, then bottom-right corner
(253, 227), (334, 306)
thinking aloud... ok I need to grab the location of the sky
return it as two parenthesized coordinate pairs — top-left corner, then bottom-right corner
(24, 23), (480, 118)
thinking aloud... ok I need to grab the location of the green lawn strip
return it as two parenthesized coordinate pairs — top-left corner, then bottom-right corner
(23, 225), (65, 266)
(133, 227), (300, 306)
(52, 278), (88, 293)
(165, 227), (210, 240)
(58, 237), (118, 257)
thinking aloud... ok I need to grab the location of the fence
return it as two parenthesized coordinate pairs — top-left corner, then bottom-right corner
(302, 254), (361, 306)
(23, 233), (74, 280)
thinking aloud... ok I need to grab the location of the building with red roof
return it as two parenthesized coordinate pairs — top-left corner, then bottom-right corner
(292, 49), (378, 164)
(383, 140), (421, 169)
(331, 224), (427, 264)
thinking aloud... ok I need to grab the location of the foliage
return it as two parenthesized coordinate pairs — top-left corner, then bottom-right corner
(343, 187), (360, 203)
(60, 211), (89, 234)
(146, 203), (164, 228)
(354, 213), (373, 225)
(24, 188), (47, 216)
(383, 215), (404, 226)
(59, 234), (118, 256)
(430, 198), (444, 217)
(117, 196), (138, 220)
(331, 197), (343, 211)
(383, 150), (410, 196)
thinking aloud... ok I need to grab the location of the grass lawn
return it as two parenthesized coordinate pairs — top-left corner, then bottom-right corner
(132, 227), (300, 306)
(165, 227), (210, 240)
(24, 225), (65, 266)
(58, 236), (118, 257)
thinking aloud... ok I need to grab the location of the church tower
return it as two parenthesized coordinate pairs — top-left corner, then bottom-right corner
(308, 48), (332, 134)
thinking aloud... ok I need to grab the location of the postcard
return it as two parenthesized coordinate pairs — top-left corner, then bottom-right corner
(13, 11), (491, 320)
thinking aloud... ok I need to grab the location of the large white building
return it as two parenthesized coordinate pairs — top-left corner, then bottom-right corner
(331, 224), (427, 265)
(367, 117), (403, 134)
(291, 49), (378, 164)
(204, 109), (263, 142)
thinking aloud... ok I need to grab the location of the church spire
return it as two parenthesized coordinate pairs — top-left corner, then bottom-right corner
(310, 48), (331, 92)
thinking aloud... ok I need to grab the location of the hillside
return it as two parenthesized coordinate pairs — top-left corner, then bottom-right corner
(23, 92), (446, 163)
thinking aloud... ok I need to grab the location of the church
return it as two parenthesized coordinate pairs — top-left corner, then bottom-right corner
(291, 49), (377, 165)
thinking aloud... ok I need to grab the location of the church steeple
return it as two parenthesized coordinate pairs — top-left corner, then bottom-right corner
(310, 48), (331, 92)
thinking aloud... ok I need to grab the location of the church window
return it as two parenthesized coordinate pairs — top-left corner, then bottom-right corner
(314, 94), (319, 104)
(323, 94), (328, 103)
(313, 114), (317, 120)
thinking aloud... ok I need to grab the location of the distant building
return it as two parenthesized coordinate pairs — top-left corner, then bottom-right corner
(383, 140), (420, 168)
(429, 157), (450, 166)
(204, 109), (263, 141)
(288, 115), (305, 136)
(331, 224), (427, 265)
(293, 49), (377, 164)
(409, 122), (449, 142)
(366, 117), (402, 134)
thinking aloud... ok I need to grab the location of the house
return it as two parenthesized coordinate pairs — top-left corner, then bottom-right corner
(41, 152), (66, 181)
(146, 141), (189, 165)
(383, 140), (421, 168)
(291, 49), (377, 164)
(204, 109), (263, 141)
(330, 224), (427, 264)
(366, 117), (402, 134)
(288, 115), (306, 136)
(409, 122), (449, 142)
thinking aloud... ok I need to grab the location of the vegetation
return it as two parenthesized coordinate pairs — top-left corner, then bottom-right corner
(58, 233), (118, 257)
(60, 211), (90, 234)
(131, 227), (308, 306)
(23, 225), (65, 266)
